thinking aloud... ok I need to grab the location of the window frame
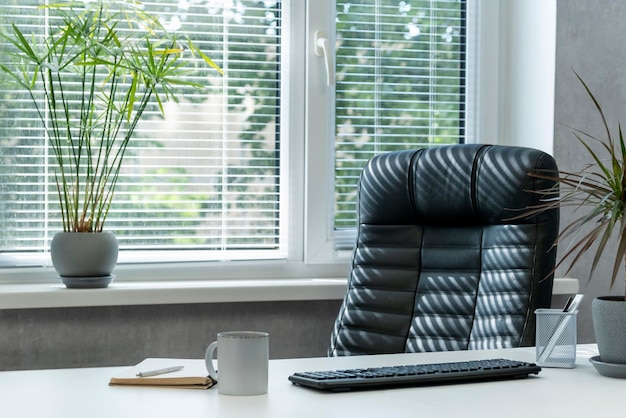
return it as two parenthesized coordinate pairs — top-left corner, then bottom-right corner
(0, 0), (550, 288)
(305, 0), (485, 265)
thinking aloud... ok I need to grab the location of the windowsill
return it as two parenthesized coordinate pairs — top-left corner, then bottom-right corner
(0, 278), (349, 310)
(0, 259), (352, 309)
(0, 276), (579, 310)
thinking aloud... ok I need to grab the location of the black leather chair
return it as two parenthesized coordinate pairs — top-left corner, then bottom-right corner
(328, 144), (559, 356)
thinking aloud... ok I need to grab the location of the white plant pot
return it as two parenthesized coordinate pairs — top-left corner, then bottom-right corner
(50, 231), (118, 288)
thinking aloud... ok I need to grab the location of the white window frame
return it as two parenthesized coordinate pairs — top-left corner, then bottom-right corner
(0, 1), (558, 300)
(305, 0), (487, 264)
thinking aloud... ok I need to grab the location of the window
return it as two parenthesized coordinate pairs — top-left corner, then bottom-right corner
(0, 0), (468, 279)
(306, 0), (467, 261)
(0, 0), (286, 267)
(333, 0), (466, 229)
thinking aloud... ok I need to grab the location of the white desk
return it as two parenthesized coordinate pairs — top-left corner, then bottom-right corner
(0, 344), (616, 418)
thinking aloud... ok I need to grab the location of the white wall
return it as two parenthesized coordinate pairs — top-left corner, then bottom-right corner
(472, 0), (556, 155)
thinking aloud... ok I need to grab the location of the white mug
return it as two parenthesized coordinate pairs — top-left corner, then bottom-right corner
(205, 331), (269, 395)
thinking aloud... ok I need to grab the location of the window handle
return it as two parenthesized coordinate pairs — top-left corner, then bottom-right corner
(314, 30), (334, 86)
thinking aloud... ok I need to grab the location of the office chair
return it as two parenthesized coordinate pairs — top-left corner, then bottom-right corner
(328, 144), (559, 356)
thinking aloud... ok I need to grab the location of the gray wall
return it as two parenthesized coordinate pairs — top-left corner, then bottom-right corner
(0, 300), (342, 371)
(555, 0), (626, 343)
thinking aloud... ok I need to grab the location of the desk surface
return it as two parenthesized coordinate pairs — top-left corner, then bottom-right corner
(0, 344), (617, 418)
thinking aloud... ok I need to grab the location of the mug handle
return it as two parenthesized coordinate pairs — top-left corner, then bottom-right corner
(204, 341), (219, 381)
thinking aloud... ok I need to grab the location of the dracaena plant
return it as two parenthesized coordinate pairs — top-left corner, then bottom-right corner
(524, 72), (626, 299)
(0, 1), (222, 233)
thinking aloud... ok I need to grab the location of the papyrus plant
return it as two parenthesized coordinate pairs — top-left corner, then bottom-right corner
(0, 1), (222, 232)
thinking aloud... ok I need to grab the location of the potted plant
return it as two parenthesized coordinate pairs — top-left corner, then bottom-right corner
(0, 1), (222, 288)
(524, 72), (626, 369)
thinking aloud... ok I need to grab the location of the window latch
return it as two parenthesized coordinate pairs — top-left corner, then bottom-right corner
(314, 30), (334, 86)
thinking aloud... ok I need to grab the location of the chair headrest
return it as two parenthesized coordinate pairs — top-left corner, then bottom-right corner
(358, 144), (558, 226)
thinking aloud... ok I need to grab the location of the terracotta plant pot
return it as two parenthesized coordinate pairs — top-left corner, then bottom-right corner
(50, 232), (118, 288)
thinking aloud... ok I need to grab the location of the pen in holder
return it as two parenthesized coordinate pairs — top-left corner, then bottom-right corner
(535, 308), (578, 368)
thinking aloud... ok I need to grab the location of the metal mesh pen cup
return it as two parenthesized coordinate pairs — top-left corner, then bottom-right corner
(535, 308), (577, 368)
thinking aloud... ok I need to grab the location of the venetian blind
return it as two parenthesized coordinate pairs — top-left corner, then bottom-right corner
(0, 0), (284, 266)
(334, 0), (466, 229)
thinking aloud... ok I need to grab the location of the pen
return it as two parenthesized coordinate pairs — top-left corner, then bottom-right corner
(136, 365), (184, 377)
(563, 296), (573, 312)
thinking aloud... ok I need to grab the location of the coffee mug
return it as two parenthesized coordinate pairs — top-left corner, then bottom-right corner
(205, 331), (269, 395)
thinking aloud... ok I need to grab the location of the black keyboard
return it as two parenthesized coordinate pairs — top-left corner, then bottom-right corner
(288, 358), (541, 392)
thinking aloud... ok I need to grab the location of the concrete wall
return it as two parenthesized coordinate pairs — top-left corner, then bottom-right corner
(554, 0), (626, 343)
(0, 300), (342, 371)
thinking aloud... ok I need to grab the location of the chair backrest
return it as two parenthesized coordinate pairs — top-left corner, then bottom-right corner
(328, 144), (559, 356)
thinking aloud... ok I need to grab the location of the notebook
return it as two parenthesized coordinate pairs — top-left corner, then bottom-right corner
(109, 358), (214, 390)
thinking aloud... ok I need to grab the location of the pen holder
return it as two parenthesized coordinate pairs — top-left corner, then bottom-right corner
(535, 308), (577, 368)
